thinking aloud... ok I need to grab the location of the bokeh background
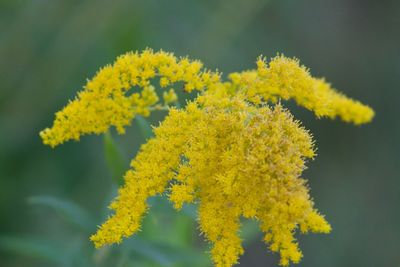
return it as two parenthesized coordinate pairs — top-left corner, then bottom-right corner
(1, 0), (399, 266)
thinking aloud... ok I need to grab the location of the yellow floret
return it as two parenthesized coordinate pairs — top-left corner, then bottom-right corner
(162, 88), (178, 105)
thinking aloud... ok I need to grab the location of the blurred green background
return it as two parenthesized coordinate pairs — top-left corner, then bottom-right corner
(0, 0), (399, 266)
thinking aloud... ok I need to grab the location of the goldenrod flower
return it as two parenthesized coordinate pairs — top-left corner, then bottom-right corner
(229, 55), (374, 124)
(41, 49), (374, 266)
(40, 49), (220, 147)
(91, 90), (330, 266)
(162, 88), (178, 105)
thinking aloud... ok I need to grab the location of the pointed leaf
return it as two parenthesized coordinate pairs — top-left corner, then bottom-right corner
(124, 238), (174, 267)
(103, 131), (128, 185)
(0, 236), (70, 266)
(28, 196), (94, 232)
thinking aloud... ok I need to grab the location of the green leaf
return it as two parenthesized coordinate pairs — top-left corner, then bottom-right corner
(124, 238), (174, 267)
(156, 244), (211, 267)
(28, 196), (94, 232)
(135, 116), (154, 139)
(125, 238), (210, 267)
(0, 236), (70, 266)
(103, 131), (128, 185)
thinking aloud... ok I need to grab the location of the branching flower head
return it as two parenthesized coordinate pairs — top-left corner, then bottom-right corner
(40, 49), (374, 266)
(91, 89), (331, 266)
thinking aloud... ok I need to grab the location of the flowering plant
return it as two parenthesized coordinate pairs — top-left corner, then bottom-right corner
(41, 49), (373, 266)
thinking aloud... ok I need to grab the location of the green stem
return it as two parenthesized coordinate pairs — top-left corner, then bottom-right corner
(103, 131), (127, 186)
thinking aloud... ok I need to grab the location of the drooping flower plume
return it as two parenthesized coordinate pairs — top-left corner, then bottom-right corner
(40, 49), (374, 266)
(40, 49), (220, 147)
(229, 56), (374, 124)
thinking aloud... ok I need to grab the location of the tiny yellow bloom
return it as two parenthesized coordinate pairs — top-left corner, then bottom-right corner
(162, 88), (178, 105)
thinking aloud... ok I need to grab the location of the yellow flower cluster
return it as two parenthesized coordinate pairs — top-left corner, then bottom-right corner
(229, 56), (374, 124)
(91, 89), (331, 266)
(162, 88), (178, 105)
(40, 49), (220, 147)
(41, 49), (374, 266)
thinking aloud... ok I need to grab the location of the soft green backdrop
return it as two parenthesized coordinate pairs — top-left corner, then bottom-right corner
(0, 0), (399, 266)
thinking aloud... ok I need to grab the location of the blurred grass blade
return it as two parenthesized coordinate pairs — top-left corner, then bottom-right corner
(0, 236), (70, 266)
(28, 196), (94, 232)
(135, 115), (154, 139)
(125, 238), (174, 267)
(125, 237), (210, 267)
(103, 131), (128, 185)
(156, 244), (211, 267)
